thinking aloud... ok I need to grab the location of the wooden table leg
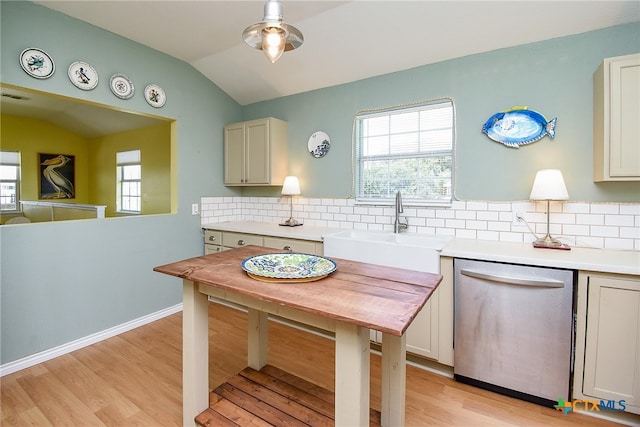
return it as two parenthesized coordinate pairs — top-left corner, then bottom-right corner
(247, 308), (268, 370)
(182, 280), (209, 427)
(381, 332), (406, 427)
(335, 322), (370, 426)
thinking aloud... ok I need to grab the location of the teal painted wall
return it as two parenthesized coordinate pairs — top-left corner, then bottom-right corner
(0, 1), (242, 364)
(1, 1), (638, 366)
(243, 23), (640, 202)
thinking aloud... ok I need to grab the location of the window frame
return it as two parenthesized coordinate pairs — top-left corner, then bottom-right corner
(0, 151), (21, 214)
(116, 149), (142, 214)
(353, 98), (455, 207)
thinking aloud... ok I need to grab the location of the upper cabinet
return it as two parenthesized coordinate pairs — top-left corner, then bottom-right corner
(224, 117), (288, 186)
(593, 53), (640, 182)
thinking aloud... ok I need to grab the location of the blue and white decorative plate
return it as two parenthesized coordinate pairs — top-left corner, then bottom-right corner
(308, 131), (331, 158)
(241, 253), (337, 281)
(482, 106), (557, 148)
(20, 48), (55, 79)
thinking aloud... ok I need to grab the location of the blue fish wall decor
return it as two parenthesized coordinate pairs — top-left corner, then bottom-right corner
(482, 106), (557, 148)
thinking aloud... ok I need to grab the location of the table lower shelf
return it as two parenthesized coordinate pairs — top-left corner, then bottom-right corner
(195, 365), (382, 426)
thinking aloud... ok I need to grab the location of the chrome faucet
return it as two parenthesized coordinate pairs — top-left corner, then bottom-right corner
(394, 190), (408, 233)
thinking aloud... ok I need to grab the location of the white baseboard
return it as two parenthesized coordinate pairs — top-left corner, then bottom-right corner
(0, 303), (183, 377)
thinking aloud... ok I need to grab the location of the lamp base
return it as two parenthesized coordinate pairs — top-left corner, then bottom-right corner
(532, 236), (571, 250)
(279, 218), (302, 227)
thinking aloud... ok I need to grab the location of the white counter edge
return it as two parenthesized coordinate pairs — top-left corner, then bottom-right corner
(440, 238), (640, 276)
(202, 222), (640, 276)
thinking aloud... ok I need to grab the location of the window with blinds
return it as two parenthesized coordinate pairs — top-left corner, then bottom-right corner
(354, 98), (454, 206)
(116, 149), (141, 213)
(0, 151), (21, 213)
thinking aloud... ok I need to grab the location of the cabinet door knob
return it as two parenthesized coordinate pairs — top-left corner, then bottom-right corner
(237, 239), (245, 246)
(208, 235), (216, 241)
(283, 245), (292, 253)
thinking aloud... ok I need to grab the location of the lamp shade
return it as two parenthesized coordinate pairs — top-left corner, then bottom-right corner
(529, 169), (569, 200)
(281, 176), (301, 195)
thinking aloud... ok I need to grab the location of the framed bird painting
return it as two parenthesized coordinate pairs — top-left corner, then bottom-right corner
(39, 153), (75, 199)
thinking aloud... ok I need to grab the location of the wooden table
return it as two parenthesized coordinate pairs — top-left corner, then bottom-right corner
(154, 246), (441, 426)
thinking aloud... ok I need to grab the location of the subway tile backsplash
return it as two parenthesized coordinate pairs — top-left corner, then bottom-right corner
(201, 196), (640, 251)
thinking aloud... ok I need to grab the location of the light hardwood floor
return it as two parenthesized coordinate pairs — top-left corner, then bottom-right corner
(0, 303), (627, 426)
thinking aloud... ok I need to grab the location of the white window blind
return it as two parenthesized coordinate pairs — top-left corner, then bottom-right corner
(116, 149), (141, 213)
(116, 149), (141, 164)
(354, 98), (454, 206)
(0, 151), (21, 212)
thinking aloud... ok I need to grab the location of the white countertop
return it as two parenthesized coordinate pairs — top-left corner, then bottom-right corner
(441, 238), (640, 276)
(203, 221), (640, 276)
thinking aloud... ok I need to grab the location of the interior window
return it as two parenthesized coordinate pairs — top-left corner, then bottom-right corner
(116, 149), (141, 213)
(0, 151), (21, 213)
(354, 98), (455, 206)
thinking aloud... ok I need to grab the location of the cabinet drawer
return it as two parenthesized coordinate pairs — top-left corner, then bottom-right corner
(204, 230), (222, 245)
(263, 236), (321, 254)
(223, 232), (263, 248)
(205, 244), (223, 255)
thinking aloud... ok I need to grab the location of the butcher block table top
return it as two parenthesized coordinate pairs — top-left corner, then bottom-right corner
(154, 245), (442, 336)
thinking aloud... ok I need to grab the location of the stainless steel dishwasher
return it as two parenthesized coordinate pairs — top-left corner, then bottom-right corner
(454, 258), (576, 407)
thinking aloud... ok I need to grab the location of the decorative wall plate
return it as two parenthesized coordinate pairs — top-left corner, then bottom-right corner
(308, 131), (331, 158)
(110, 74), (134, 99)
(241, 253), (337, 280)
(20, 48), (55, 79)
(68, 61), (98, 90)
(482, 106), (557, 148)
(144, 84), (166, 108)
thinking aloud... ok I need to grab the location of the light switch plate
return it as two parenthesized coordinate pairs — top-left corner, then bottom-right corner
(191, 203), (199, 215)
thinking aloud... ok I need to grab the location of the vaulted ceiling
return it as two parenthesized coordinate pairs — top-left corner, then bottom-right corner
(34, 1), (640, 106)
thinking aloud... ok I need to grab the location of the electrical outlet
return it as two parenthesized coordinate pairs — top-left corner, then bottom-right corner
(512, 211), (525, 225)
(191, 203), (199, 215)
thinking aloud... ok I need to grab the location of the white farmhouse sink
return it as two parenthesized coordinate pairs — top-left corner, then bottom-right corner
(323, 229), (450, 358)
(323, 230), (449, 274)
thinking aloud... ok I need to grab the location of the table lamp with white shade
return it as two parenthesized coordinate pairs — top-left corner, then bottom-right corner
(280, 176), (302, 227)
(529, 169), (570, 249)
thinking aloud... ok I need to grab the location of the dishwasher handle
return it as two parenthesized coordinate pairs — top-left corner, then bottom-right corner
(460, 269), (565, 288)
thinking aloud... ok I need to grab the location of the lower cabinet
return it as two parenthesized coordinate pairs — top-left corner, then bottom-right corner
(435, 256), (454, 367)
(206, 232), (640, 412)
(574, 272), (640, 415)
(263, 236), (321, 254)
(223, 231), (264, 249)
(204, 230), (223, 254)
(366, 257), (454, 366)
(369, 292), (439, 360)
(405, 294), (438, 360)
(204, 227), (452, 366)
(203, 229), (323, 256)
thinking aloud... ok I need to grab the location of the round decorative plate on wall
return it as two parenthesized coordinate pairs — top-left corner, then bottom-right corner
(109, 74), (134, 99)
(68, 61), (98, 90)
(144, 84), (166, 108)
(308, 131), (331, 158)
(20, 48), (55, 79)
